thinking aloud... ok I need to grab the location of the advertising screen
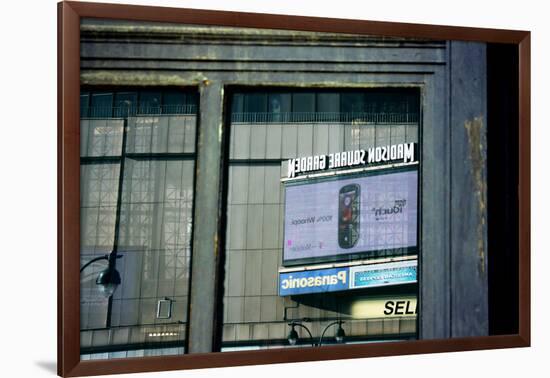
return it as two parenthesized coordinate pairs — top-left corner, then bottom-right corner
(283, 169), (418, 265)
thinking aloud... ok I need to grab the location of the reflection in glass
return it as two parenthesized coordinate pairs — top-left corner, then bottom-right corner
(79, 90), (198, 360)
(223, 89), (420, 351)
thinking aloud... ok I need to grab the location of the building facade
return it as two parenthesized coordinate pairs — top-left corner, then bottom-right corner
(79, 19), (489, 358)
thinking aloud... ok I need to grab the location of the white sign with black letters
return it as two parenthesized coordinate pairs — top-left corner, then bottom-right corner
(286, 142), (416, 179)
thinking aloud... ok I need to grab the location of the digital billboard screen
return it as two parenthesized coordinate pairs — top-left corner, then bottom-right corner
(283, 168), (418, 265)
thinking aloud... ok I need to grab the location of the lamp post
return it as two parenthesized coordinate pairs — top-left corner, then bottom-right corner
(79, 112), (129, 327)
(319, 320), (346, 345)
(287, 320), (346, 347)
(80, 104), (132, 328)
(80, 251), (123, 327)
(287, 322), (316, 347)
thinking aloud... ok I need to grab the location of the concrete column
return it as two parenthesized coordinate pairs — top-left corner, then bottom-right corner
(420, 41), (488, 339)
(187, 80), (224, 353)
(449, 41), (488, 337)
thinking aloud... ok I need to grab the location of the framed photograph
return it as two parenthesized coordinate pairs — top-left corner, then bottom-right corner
(58, 1), (530, 376)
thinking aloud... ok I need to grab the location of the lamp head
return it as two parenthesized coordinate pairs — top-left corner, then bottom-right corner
(287, 324), (299, 346)
(96, 267), (121, 298)
(335, 322), (346, 343)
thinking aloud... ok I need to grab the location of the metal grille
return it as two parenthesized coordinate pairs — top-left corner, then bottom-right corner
(81, 104), (198, 118)
(231, 111), (419, 124)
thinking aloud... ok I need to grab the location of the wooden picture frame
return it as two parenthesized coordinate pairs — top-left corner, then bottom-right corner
(58, 1), (530, 376)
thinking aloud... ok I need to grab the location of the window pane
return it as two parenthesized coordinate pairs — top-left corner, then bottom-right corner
(292, 93), (315, 113)
(268, 93), (291, 113)
(268, 93), (291, 122)
(163, 92), (186, 114)
(244, 93), (267, 113)
(164, 91), (199, 114)
(80, 89), (197, 359)
(80, 119), (124, 157)
(341, 93), (365, 113)
(231, 93), (244, 115)
(139, 91), (161, 114)
(187, 92), (199, 113)
(90, 93), (113, 118)
(114, 92), (138, 117)
(81, 93), (90, 118)
(317, 93), (340, 113)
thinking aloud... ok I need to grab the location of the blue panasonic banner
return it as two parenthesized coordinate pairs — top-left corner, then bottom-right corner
(279, 267), (349, 296)
(279, 260), (417, 296)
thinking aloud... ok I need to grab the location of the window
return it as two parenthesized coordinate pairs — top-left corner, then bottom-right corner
(79, 89), (198, 359)
(222, 88), (420, 351)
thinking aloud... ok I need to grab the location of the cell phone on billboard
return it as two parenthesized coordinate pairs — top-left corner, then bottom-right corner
(338, 183), (360, 249)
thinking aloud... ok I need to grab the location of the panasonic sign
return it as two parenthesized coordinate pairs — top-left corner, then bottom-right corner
(279, 261), (418, 296)
(279, 267), (349, 296)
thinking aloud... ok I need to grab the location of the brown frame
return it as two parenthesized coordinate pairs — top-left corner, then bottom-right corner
(58, 1), (531, 376)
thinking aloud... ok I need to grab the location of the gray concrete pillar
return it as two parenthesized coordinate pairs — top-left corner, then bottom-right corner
(187, 80), (224, 353)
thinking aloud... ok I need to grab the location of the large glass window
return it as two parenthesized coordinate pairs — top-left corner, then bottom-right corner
(79, 89), (198, 360)
(222, 88), (420, 350)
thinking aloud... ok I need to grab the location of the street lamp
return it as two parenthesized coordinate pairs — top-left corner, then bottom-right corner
(318, 320), (346, 346)
(287, 320), (346, 347)
(335, 322), (346, 343)
(287, 322), (316, 347)
(95, 265), (121, 298)
(80, 251), (123, 298)
(287, 325), (299, 346)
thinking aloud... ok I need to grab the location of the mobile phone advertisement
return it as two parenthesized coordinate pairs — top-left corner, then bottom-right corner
(283, 169), (418, 264)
